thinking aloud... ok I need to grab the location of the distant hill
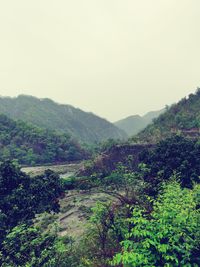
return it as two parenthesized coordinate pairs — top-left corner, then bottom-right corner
(0, 114), (89, 165)
(135, 89), (200, 143)
(115, 109), (165, 136)
(0, 95), (127, 143)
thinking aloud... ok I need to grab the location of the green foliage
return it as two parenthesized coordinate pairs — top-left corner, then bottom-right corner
(0, 113), (89, 165)
(0, 161), (63, 243)
(140, 135), (200, 195)
(1, 224), (55, 267)
(1, 224), (80, 267)
(80, 201), (129, 267)
(136, 88), (200, 142)
(61, 175), (94, 190)
(99, 138), (121, 152)
(113, 181), (200, 267)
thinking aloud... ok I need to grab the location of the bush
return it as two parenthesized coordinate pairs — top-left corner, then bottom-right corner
(113, 181), (200, 266)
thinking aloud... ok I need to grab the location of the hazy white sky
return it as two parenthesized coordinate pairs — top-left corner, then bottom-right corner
(0, 0), (199, 121)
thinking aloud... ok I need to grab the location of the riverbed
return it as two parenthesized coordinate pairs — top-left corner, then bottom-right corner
(21, 162), (84, 177)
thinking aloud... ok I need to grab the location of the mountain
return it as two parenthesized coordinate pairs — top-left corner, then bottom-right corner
(135, 89), (200, 143)
(0, 114), (89, 165)
(0, 95), (127, 143)
(115, 109), (165, 136)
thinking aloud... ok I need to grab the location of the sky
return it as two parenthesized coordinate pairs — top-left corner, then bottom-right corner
(0, 0), (199, 122)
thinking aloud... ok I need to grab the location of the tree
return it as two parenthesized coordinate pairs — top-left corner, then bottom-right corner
(93, 163), (148, 206)
(113, 181), (200, 267)
(0, 161), (63, 243)
(1, 224), (79, 267)
(0, 113), (89, 165)
(140, 135), (200, 195)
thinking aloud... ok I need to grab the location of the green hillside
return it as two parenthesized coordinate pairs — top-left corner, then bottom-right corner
(115, 109), (164, 136)
(0, 95), (127, 143)
(135, 89), (200, 143)
(0, 114), (89, 165)
(1, 92), (200, 266)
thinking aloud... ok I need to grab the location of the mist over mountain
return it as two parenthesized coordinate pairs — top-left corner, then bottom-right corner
(0, 95), (127, 143)
(115, 109), (165, 136)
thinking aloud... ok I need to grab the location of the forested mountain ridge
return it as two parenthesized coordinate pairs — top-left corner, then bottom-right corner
(115, 108), (165, 136)
(0, 114), (89, 165)
(0, 95), (127, 143)
(1, 92), (200, 266)
(135, 89), (200, 143)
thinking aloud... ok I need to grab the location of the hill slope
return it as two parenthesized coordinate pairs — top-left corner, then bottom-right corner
(135, 89), (200, 143)
(0, 95), (127, 143)
(115, 109), (164, 136)
(0, 114), (89, 165)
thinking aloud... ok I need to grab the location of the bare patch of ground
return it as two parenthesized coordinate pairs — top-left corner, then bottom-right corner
(35, 190), (113, 239)
(58, 190), (113, 238)
(25, 162), (114, 239)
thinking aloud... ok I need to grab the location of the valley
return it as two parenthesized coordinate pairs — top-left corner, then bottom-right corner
(1, 2), (199, 265)
(1, 90), (200, 267)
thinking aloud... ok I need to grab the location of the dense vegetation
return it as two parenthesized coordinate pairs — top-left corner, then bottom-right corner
(113, 181), (200, 267)
(0, 95), (127, 143)
(0, 161), (65, 266)
(74, 136), (200, 266)
(0, 114), (89, 165)
(1, 91), (200, 266)
(135, 88), (200, 142)
(0, 146), (200, 266)
(71, 135), (200, 192)
(139, 135), (200, 195)
(58, 135), (200, 266)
